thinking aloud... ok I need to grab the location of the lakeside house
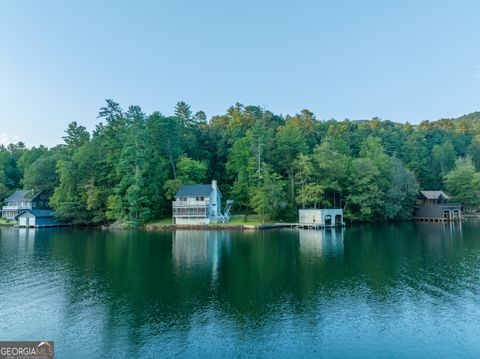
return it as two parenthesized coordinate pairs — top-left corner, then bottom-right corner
(15, 209), (60, 228)
(172, 180), (222, 224)
(298, 209), (344, 227)
(1, 190), (50, 220)
(414, 191), (462, 222)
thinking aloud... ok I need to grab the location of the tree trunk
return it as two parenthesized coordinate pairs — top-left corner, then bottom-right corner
(168, 151), (176, 179)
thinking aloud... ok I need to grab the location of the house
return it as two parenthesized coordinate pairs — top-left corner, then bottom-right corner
(414, 191), (462, 222)
(1, 190), (50, 220)
(15, 209), (60, 228)
(172, 180), (222, 225)
(298, 209), (344, 227)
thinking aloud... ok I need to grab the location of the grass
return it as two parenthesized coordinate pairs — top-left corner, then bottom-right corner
(146, 215), (275, 226)
(226, 215), (275, 225)
(0, 218), (15, 226)
(147, 217), (173, 225)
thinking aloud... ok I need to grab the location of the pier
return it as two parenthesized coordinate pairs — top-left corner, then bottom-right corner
(274, 223), (345, 230)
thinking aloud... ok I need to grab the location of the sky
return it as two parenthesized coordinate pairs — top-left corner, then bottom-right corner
(0, 0), (480, 147)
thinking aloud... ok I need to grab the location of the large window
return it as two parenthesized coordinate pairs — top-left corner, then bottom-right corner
(173, 206), (207, 217)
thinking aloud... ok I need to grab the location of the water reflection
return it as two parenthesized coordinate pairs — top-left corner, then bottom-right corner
(172, 230), (231, 283)
(0, 223), (479, 357)
(299, 228), (344, 258)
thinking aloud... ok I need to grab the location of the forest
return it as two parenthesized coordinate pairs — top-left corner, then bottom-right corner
(1, 100), (480, 226)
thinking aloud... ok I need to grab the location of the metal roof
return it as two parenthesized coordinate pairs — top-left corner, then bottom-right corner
(15, 209), (54, 219)
(419, 191), (449, 200)
(175, 184), (213, 197)
(5, 190), (38, 202)
(5, 191), (33, 202)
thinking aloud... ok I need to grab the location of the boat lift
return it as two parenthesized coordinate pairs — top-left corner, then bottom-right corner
(219, 200), (234, 223)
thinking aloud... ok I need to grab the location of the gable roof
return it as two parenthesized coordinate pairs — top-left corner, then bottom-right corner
(176, 184), (213, 197)
(15, 209), (54, 219)
(5, 190), (42, 202)
(419, 191), (449, 200)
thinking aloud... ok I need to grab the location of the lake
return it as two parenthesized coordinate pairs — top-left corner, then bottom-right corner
(0, 222), (479, 358)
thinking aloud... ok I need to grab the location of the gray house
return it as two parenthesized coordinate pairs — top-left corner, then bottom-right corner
(414, 191), (462, 222)
(15, 209), (60, 228)
(1, 190), (50, 220)
(172, 180), (222, 224)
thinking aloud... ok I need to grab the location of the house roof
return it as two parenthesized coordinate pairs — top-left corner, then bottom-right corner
(5, 190), (42, 202)
(176, 184), (213, 197)
(15, 209), (54, 219)
(419, 191), (449, 200)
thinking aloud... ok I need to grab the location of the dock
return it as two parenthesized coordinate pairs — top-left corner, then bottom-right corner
(274, 223), (345, 230)
(16, 224), (72, 229)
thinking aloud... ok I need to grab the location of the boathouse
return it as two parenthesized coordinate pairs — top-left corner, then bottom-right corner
(413, 191), (462, 222)
(15, 209), (60, 228)
(172, 180), (223, 225)
(298, 209), (344, 227)
(1, 190), (51, 220)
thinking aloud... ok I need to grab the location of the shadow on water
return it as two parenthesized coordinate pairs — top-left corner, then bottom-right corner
(0, 222), (480, 357)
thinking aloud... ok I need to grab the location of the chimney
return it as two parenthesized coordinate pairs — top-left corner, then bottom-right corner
(212, 180), (218, 217)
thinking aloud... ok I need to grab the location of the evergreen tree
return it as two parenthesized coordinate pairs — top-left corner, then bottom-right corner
(444, 157), (480, 211)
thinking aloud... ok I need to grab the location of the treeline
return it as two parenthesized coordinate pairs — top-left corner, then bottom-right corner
(1, 100), (480, 225)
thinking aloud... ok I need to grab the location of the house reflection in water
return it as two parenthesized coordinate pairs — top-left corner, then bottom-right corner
(172, 230), (231, 282)
(299, 229), (344, 258)
(0, 227), (37, 254)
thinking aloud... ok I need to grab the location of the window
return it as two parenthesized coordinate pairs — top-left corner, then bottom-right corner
(32, 202), (36, 208)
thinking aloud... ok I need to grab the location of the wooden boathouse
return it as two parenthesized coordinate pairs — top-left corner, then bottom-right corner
(413, 191), (462, 222)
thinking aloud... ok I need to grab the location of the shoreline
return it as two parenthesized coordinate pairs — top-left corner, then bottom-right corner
(145, 223), (287, 231)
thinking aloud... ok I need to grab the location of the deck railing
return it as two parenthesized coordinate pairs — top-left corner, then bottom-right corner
(2, 205), (32, 210)
(173, 201), (210, 207)
(172, 204), (209, 218)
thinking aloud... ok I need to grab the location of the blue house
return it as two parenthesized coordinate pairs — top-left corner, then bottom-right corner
(172, 180), (222, 224)
(15, 209), (60, 228)
(1, 190), (50, 220)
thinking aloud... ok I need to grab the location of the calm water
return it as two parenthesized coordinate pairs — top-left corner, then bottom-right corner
(0, 222), (479, 358)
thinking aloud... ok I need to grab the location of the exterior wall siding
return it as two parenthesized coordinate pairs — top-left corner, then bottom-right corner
(172, 181), (223, 225)
(175, 217), (211, 225)
(2, 191), (51, 220)
(16, 213), (59, 227)
(414, 205), (462, 219)
(299, 209), (343, 226)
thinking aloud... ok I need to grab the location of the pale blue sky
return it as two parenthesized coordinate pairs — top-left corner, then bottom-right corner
(1, 0), (479, 147)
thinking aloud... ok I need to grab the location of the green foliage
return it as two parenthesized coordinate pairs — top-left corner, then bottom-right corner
(176, 156), (208, 183)
(62, 121), (90, 148)
(444, 157), (480, 211)
(22, 153), (59, 196)
(249, 164), (286, 222)
(346, 157), (384, 221)
(4, 101), (480, 225)
(467, 140), (480, 171)
(383, 157), (419, 219)
(432, 141), (456, 176)
(0, 146), (22, 192)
